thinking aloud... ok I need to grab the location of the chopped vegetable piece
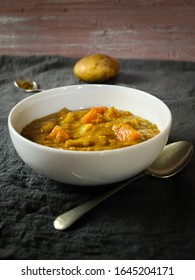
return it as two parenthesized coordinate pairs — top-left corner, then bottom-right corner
(48, 125), (71, 143)
(104, 106), (123, 119)
(65, 138), (94, 148)
(81, 109), (104, 124)
(77, 124), (93, 136)
(91, 106), (108, 114)
(113, 123), (142, 142)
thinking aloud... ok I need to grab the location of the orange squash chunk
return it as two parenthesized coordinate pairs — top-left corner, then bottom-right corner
(48, 125), (71, 143)
(81, 108), (105, 124)
(113, 123), (142, 142)
(91, 106), (107, 114)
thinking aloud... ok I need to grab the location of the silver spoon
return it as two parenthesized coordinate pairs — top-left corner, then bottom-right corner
(14, 77), (43, 93)
(54, 141), (193, 231)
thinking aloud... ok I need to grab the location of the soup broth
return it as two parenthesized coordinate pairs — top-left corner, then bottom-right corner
(21, 106), (160, 151)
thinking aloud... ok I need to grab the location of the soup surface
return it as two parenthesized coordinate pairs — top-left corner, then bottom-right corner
(21, 106), (160, 151)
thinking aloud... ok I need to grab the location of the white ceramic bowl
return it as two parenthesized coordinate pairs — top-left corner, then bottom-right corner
(8, 84), (172, 186)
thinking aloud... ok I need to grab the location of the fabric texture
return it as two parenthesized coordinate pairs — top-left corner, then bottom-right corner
(0, 55), (195, 260)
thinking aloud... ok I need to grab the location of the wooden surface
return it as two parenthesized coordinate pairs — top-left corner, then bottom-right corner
(1, 0), (195, 61)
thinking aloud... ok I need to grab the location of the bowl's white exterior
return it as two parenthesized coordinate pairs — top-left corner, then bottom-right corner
(8, 84), (172, 186)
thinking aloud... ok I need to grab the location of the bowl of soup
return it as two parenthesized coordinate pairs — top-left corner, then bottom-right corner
(8, 84), (172, 186)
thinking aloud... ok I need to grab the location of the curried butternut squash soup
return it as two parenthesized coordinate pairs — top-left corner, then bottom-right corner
(21, 106), (160, 151)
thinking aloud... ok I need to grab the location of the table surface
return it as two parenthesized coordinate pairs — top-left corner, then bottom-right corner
(0, 55), (195, 260)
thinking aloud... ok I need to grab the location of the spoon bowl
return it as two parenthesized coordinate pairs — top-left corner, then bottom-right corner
(54, 141), (193, 230)
(14, 77), (42, 93)
(147, 141), (193, 178)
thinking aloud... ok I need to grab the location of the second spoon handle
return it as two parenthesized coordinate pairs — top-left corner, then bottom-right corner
(53, 172), (146, 230)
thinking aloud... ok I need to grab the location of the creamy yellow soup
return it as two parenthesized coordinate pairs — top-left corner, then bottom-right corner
(21, 106), (160, 151)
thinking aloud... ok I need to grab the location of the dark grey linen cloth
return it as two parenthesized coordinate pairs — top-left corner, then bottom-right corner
(0, 55), (195, 260)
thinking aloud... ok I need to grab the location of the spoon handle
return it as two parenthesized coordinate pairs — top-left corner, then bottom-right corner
(53, 171), (146, 230)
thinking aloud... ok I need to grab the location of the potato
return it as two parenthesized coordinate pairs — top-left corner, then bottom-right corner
(73, 53), (120, 82)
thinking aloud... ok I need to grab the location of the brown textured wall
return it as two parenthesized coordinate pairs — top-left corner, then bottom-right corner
(0, 0), (195, 61)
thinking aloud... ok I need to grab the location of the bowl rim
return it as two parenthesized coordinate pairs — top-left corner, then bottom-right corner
(8, 84), (172, 155)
